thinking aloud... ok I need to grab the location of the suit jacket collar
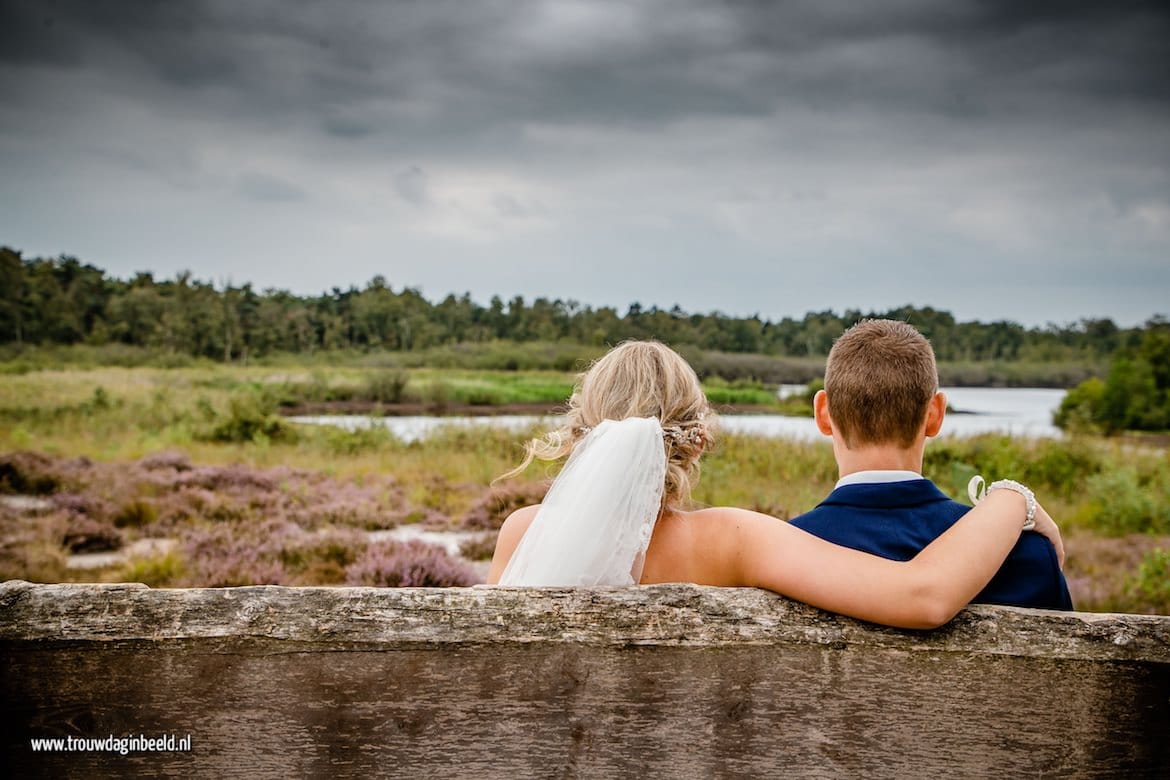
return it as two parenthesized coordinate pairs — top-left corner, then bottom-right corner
(817, 479), (954, 510)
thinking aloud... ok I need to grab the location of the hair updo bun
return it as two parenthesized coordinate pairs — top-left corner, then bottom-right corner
(501, 340), (717, 512)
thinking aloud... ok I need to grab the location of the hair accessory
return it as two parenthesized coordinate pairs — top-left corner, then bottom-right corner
(662, 425), (705, 446)
(575, 420), (705, 447)
(968, 475), (1037, 530)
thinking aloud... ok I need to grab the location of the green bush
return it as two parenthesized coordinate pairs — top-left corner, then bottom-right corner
(198, 391), (295, 444)
(923, 435), (1105, 501)
(420, 380), (451, 412)
(120, 551), (187, 587)
(1054, 377), (1106, 432)
(1026, 439), (1103, 497)
(317, 423), (396, 455)
(113, 499), (159, 528)
(1078, 468), (1168, 535)
(1127, 549), (1170, 615)
(365, 369), (411, 403)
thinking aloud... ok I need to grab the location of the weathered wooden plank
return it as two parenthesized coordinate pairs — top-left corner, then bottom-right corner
(3, 581), (1168, 659)
(2, 581), (1168, 778)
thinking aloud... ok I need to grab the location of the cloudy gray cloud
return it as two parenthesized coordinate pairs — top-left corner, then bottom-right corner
(393, 165), (430, 208)
(0, 0), (1167, 324)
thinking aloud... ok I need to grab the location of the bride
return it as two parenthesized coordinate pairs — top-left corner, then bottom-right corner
(488, 341), (1061, 629)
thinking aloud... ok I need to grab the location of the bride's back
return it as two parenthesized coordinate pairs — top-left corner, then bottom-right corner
(490, 504), (749, 587)
(641, 508), (745, 586)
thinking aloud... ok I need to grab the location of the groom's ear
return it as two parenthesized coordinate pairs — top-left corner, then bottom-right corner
(924, 391), (947, 438)
(814, 389), (835, 437)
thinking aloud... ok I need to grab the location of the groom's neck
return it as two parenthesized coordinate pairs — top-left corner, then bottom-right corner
(833, 441), (925, 478)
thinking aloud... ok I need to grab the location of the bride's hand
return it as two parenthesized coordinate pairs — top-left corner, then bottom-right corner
(1031, 501), (1065, 569)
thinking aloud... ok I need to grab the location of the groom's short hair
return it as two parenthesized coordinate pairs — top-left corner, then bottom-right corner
(824, 319), (938, 448)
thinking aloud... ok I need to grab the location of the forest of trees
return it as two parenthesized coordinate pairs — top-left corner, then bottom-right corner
(0, 246), (1161, 365)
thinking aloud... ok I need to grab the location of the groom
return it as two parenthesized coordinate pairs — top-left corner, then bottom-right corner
(790, 319), (1073, 610)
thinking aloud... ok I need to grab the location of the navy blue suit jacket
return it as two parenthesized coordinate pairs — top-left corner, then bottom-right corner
(790, 479), (1073, 610)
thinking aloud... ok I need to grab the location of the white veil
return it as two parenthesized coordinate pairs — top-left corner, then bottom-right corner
(498, 417), (667, 586)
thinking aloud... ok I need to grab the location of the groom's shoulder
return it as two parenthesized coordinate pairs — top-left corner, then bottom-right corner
(792, 479), (963, 525)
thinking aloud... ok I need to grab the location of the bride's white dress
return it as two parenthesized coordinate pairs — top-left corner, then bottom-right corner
(498, 417), (667, 586)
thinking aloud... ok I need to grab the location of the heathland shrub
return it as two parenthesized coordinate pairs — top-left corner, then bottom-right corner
(59, 510), (123, 553)
(318, 423), (396, 455)
(419, 379), (451, 412)
(923, 435), (1105, 500)
(1079, 468), (1168, 535)
(138, 451), (193, 472)
(112, 498), (159, 528)
(458, 531), (499, 561)
(1025, 438), (1103, 498)
(1128, 549), (1170, 614)
(199, 391), (295, 444)
(0, 450), (436, 586)
(85, 386), (113, 412)
(120, 550), (187, 587)
(279, 528), (368, 584)
(460, 482), (549, 530)
(0, 537), (67, 582)
(364, 369), (411, 403)
(462, 386), (505, 406)
(182, 520), (295, 586)
(0, 451), (64, 494)
(345, 539), (479, 587)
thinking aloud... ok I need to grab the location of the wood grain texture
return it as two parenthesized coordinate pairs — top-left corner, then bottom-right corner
(2, 581), (1168, 778)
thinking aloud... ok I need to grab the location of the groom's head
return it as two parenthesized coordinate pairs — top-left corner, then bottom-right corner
(815, 319), (945, 450)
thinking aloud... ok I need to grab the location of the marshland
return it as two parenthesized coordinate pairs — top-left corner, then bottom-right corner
(1, 354), (1167, 614)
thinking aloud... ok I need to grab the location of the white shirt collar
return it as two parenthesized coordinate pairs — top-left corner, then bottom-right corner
(835, 469), (923, 489)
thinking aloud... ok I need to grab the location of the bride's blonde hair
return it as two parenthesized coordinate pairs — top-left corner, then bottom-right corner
(503, 340), (717, 511)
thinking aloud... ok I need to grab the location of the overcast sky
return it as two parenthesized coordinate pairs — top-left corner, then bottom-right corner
(1, 0), (1167, 326)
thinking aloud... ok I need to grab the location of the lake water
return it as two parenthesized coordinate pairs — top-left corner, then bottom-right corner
(289, 387), (1067, 443)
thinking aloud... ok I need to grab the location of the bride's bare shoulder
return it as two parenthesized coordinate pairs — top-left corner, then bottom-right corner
(658, 506), (782, 551)
(487, 505), (541, 584)
(647, 507), (782, 586)
(674, 506), (794, 551)
(680, 506), (784, 526)
(500, 504), (540, 536)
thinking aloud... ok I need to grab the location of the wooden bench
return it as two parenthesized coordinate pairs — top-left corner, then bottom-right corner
(2, 581), (1168, 777)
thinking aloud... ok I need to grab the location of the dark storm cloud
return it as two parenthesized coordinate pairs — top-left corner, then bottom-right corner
(8, 1), (1165, 114)
(3, 0), (1167, 158)
(0, 0), (1167, 324)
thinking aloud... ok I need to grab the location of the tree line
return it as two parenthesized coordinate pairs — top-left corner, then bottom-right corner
(1056, 324), (1170, 433)
(0, 246), (1161, 365)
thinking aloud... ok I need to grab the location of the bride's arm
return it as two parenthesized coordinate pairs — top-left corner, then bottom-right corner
(729, 491), (1040, 629)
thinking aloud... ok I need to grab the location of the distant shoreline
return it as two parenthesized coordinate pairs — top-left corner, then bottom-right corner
(278, 400), (806, 417)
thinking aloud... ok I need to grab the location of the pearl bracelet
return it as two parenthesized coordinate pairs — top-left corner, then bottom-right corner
(967, 476), (1037, 531)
